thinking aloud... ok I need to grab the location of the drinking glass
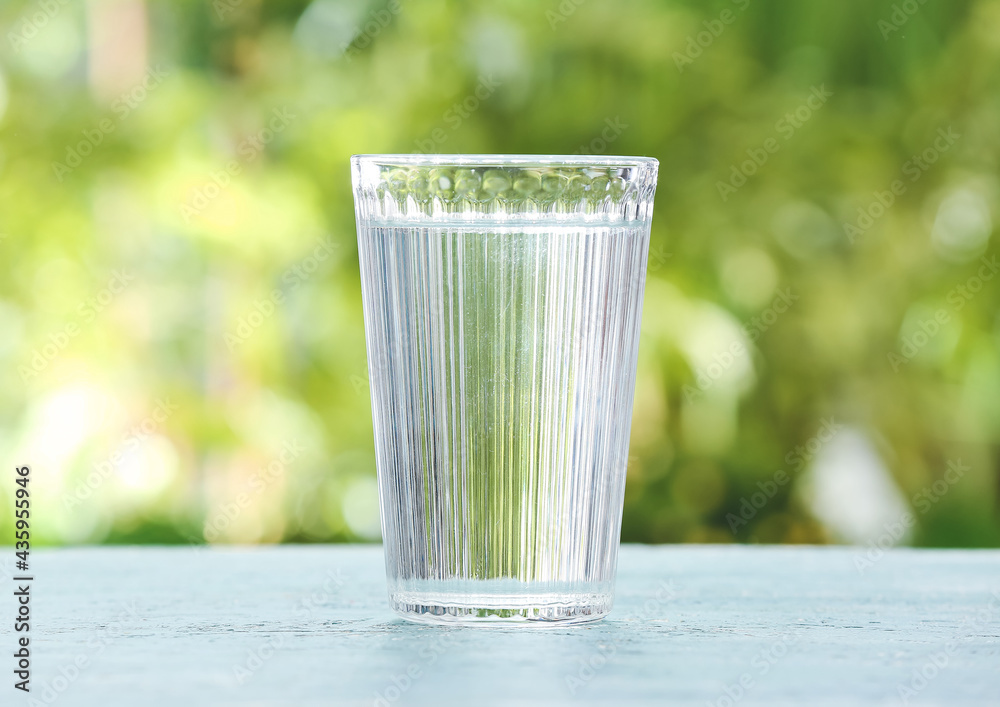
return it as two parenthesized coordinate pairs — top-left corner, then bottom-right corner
(351, 154), (658, 624)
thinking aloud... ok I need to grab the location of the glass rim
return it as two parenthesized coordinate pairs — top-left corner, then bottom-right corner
(351, 154), (658, 169)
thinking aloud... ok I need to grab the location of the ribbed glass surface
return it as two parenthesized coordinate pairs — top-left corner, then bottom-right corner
(352, 155), (658, 624)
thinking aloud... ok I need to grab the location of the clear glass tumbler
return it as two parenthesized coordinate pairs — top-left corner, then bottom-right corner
(352, 154), (658, 624)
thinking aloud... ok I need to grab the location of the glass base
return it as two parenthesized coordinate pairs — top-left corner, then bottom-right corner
(388, 582), (613, 625)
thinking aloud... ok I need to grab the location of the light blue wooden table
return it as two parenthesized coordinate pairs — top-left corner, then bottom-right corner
(13, 545), (1000, 705)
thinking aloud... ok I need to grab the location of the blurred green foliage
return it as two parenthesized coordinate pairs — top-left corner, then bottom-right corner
(0, 0), (998, 547)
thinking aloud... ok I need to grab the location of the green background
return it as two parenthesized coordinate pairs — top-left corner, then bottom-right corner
(1, 0), (998, 547)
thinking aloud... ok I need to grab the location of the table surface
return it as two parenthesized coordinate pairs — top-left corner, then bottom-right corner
(7, 545), (1000, 706)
